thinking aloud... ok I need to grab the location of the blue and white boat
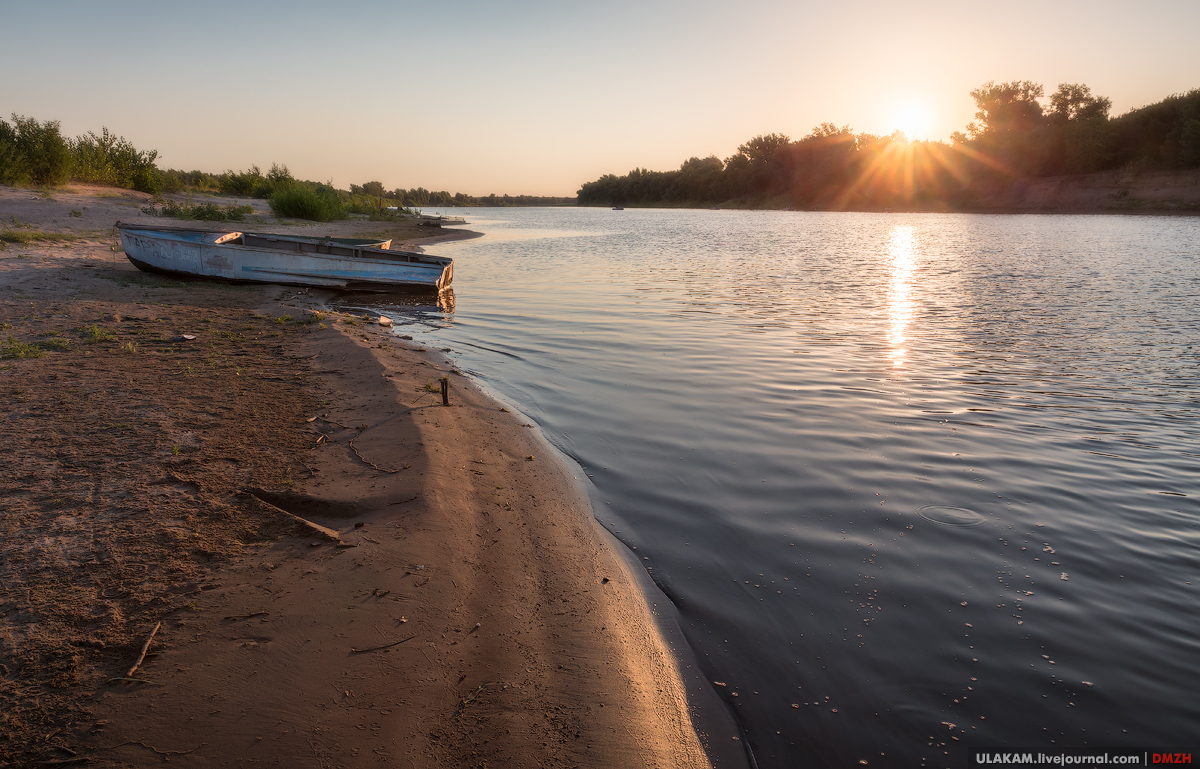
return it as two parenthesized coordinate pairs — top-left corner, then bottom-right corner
(115, 223), (453, 291)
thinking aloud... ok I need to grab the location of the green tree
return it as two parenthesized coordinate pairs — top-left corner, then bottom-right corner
(1049, 83), (1111, 122)
(0, 118), (23, 185)
(1047, 83), (1113, 174)
(967, 80), (1045, 136)
(956, 81), (1048, 176)
(4, 114), (71, 186)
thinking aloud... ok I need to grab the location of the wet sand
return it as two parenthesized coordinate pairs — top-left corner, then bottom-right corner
(0, 186), (715, 767)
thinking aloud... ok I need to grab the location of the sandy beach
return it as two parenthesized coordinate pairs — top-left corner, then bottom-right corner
(0, 186), (720, 767)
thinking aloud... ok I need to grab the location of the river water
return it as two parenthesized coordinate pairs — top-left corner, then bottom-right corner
(341, 208), (1199, 767)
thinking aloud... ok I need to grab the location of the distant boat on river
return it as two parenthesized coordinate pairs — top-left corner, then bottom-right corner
(115, 223), (453, 291)
(414, 214), (467, 227)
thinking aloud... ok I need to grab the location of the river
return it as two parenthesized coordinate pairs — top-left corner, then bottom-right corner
(340, 208), (1200, 767)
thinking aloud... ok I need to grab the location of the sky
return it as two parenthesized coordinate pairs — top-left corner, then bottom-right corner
(3, 0), (1199, 196)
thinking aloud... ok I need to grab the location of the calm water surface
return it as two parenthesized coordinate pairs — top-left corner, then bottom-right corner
(343, 209), (1200, 767)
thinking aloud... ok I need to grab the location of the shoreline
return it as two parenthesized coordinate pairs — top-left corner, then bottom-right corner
(377, 341), (752, 769)
(0, 185), (717, 767)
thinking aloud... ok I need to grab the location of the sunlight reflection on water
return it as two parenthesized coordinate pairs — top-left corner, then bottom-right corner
(887, 225), (917, 368)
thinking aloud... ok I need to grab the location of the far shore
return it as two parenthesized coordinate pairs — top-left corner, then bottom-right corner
(0, 184), (722, 768)
(582, 168), (1200, 215)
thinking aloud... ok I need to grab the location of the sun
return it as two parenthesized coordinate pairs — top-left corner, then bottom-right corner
(892, 105), (930, 140)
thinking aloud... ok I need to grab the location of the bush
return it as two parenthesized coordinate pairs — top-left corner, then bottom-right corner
(218, 165), (264, 196)
(0, 114), (72, 186)
(160, 169), (221, 194)
(70, 127), (161, 193)
(268, 185), (346, 221)
(140, 198), (254, 222)
(218, 163), (295, 198)
(0, 119), (22, 185)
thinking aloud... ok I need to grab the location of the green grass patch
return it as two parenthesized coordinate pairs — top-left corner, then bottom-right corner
(2, 336), (44, 358)
(80, 324), (117, 343)
(0, 229), (76, 244)
(268, 186), (346, 222)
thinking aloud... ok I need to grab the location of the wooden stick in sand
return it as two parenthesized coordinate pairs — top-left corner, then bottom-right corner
(350, 634), (417, 654)
(126, 621), (161, 678)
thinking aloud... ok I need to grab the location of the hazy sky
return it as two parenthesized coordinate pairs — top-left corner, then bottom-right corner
(3, 0), (1198, 195)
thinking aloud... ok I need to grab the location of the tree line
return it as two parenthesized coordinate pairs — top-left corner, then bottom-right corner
(577, 83), (1200, 209)
(0, 116), (161, 192)
(0, 113), (571, 208)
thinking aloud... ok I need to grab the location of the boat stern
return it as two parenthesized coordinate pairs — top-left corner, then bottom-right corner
(436, 259), (454, 290)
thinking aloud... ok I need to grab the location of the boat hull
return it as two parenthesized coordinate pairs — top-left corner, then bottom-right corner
(116, 225), (452, 291)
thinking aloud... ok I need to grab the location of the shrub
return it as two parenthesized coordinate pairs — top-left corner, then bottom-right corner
(160, 169), (222, 194)
(218, 165), (264, 196)
(140, 198), (254, 222)
(70, 127), (161, 193)
(268, 185), (346, 221)
(0, 114), (72, 186)
(218, 163), (295, 198)
(0, 119), (22, 185)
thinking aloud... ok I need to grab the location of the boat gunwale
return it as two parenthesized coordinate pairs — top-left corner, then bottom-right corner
(115, 222), (450, 267)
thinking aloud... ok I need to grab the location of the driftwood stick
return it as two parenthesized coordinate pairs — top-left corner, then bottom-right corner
(242, 491), (340, 542)
(126, 622), (161, 678)
(105, 740), (206, 757)
(350, 634), (417, 654)
(348, 439), (405, 474)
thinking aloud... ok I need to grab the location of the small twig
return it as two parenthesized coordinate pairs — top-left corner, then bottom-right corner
(105, 740), (205, 757)
(126, 622), (161, 678)
(223, 611), (269, 621)
(463, 682), (490, 704)
(350, 634), (417, 653)
(455, 682), (492, 717)
(348, 439), (405, 474)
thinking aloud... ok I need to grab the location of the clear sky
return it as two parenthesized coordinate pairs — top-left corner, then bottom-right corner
(3, 0), (1198, 196)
